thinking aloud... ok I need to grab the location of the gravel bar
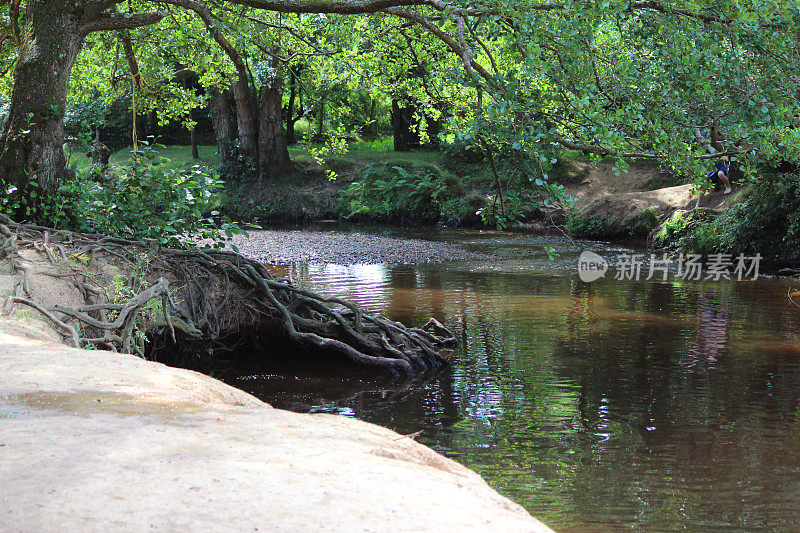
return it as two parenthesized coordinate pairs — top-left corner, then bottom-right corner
(232, 230), (487, 265)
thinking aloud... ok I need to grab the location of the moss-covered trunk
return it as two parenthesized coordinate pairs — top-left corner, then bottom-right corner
(0, 2), (85, 194)
(232, 75), (260, 168)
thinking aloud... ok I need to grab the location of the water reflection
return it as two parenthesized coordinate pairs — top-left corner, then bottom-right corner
(690, 293), (730, 366)
(229, 231), (800, 530)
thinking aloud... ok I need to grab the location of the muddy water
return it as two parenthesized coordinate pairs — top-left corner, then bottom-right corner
(227, 229), (800, 531)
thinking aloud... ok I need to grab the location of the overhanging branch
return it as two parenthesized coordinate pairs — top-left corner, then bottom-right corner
(162, 0), (249, 77)
(82, 11), (167, 35)
(223, 0), (435, 14)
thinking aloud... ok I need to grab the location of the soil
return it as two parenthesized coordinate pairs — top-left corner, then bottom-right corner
(561, 160), (738, 236)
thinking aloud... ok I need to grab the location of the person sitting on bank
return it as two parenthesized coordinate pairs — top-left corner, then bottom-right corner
(695, 149), (732, 209)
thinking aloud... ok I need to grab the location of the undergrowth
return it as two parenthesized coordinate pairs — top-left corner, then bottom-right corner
(654, 172), (800, 259)
(1, 143), (244, 249)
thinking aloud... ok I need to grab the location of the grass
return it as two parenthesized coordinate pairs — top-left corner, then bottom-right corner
(289, 137), (441, 167)
(67, 145), (221, 176)
(73, 137), (442, 177)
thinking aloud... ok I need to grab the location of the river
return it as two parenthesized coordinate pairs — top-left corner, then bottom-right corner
(224, 227), (800, 530)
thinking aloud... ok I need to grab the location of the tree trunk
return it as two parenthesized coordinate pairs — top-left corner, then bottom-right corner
(391, 99), (420, 152)
(285, 67), (298, 145)
(190, 121), (199, 159)
(210, 87), (235, 163)
(232, 74), (259, 168)
(258, 78), (292, 179)
(0, 1), (162, 202)
(368, 98), (377, 136)
(317, 96), (326, 138)
(0, 4), (84, 194)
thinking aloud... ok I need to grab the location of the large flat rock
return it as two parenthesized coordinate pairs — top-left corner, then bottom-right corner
(0, 319), (551, 532)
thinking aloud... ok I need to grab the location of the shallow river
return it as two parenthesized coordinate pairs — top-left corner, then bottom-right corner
(226, 228), (800, 531)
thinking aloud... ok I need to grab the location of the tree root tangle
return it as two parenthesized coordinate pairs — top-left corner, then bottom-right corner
(0, 214), (456, 376)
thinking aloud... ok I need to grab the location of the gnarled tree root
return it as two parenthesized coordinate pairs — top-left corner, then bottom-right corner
(0, 214), (455, 376)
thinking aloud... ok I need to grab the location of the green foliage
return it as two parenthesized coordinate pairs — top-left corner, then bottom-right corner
(441, 141), (486, 174)
(719, 174), (800, 259)
(653, 209), (725, 255)
(82, 144), (242, 248)
(0, 144), (245, 250)
(565, 213), (605, 239)
(9, 0), (800, 236)
(337, 163), (446, 222)
(628, 207), (659, 238)
(0, 178), (93, 230)
(656, 173), (800, 259)
(439, 193), (487, 226)
(476, 190), (531, 230)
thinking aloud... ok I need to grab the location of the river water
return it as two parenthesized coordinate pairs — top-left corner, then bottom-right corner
(226, 228), (800, 531)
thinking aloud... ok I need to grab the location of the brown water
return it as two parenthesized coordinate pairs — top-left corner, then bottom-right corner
(227, 228), (800, 531)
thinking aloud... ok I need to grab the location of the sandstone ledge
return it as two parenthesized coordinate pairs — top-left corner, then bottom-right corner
(0, 318), (551, 532)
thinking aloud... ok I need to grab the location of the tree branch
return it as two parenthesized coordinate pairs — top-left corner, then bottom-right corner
(629, 1), (727, 24)
(384, 7), (496, 87)
(82, 12), (167, 35)
(224, 0), (435, 14)
(162, 0), (248, 77)
(119, 30), (143, 89)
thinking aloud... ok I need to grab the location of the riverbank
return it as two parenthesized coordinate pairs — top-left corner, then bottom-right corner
(232, 228), (491, 265)
(0, 317), (551, 532)
(89, 143), (735, 241)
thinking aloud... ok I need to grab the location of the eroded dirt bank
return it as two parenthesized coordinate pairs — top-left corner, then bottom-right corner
(0, 319), (551, 532)
(562, 161), (737, 237)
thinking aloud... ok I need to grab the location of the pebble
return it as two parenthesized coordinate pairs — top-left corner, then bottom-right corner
(232, 230), (487, 265)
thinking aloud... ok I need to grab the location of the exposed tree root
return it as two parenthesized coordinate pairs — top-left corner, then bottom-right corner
(0, 214), (456, 376)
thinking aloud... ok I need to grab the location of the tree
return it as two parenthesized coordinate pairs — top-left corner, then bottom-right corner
(3, 0), (800, 203)
(0, 0), (436, 196)
(0, 1), (163, 194)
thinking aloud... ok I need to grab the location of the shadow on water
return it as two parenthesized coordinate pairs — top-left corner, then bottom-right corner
(225, 228), (800, 530)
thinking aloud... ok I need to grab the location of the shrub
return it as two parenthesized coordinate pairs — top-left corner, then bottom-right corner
(440, 140), (485, 174)
(475, 190), (531, 230)
(653, 209), (724, 254)
(83, 144), (242, 248)
(440, 193), (487, 226)
(628, 207), (659, 238)
(0, 176), (93, 230)
(337, 163), (446, 222)
(565, 213), (605, 238)
(0, 143), (244, 249)
(654, 172), (800, 259)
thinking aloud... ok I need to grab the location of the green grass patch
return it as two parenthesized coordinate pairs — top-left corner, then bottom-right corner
(289, 136), (441, 167)
(67, 145), (220, 176)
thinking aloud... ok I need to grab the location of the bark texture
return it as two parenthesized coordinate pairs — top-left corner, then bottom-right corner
(210, 88), (236, 163)
(232, 75), (260, 166)
(0, 0), (163, 196)
(258, 77), (292, 179)
(0, 3), (84, 193)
